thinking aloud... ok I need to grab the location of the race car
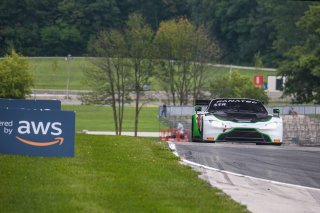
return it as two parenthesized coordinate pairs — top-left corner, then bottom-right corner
(191, 98), (283, 145)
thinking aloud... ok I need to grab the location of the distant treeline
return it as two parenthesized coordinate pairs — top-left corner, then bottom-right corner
(0, 0), (318, 66)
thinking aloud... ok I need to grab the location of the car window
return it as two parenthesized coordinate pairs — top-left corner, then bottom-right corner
(208, 99), (267, 114)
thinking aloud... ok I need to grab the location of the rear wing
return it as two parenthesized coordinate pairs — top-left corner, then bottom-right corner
(195, 100), (211, 106)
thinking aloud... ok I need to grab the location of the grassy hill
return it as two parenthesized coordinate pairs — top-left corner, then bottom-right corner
(29, 57), (276, 91)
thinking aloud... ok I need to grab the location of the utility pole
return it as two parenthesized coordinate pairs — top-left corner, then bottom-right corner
(65, 54), (72, 99)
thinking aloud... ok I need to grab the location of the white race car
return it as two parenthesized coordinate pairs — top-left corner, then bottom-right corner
(191, 98), (283, 145)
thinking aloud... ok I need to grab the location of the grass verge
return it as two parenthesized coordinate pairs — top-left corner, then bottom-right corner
(0, 135), (248, 212)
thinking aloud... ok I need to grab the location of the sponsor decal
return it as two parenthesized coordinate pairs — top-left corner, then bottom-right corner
(215, 99), (259, 104)
(0, 108), (75, 157)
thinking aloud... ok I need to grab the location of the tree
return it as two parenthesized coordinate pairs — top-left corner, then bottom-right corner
(0, 50), (33, 98)
(0, 0), (60, 56)
(41, 24), (83, 56)
(116, 0), (190, 30)
(278, 4), (320, 103)
(155, 18), (219, 105)
(154, 19), (179, 105)
(190, 25), (220, 103)
(83, 30), (131, 135)
(125, 13), (154, 136)
(209, 71), (269, 104)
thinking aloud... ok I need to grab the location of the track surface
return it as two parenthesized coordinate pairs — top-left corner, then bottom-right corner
(175, 142), (320, 189)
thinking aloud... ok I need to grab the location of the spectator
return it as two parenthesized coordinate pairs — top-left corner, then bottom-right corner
(177, 122), (184, 134)
(177, 122), (185, 139)
(289, 106), (298, 115)
(161, 104), (167, 117)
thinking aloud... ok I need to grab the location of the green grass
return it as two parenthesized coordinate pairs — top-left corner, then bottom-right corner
(29, 57), (276, 90)
(0, 134), (248, 212)
(29, 57), (92, 90)
(204, 66), (275, 89)
(62, 105), (159, 132)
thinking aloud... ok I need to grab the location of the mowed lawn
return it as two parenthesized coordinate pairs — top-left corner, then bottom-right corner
(62, 105), (159, 132)
(0, 134), (249, 213)
(29, 57), (92, 90)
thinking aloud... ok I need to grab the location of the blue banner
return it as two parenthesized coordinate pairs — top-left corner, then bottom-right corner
(0, 108), (75, 157)
(0, 99), (61, 110)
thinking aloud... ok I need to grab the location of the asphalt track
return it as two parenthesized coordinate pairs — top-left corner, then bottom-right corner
(174, 142), (320, 189)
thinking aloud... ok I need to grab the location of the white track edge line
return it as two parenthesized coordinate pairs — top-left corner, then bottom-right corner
(168, 142), (320, 192)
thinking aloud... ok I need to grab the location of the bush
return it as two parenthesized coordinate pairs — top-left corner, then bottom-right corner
(0, 50), (33, 99)
(209, 71), (269, 104)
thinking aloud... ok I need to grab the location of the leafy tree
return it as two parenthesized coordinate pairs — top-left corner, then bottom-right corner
(41, 24), (83, 56)
(0, 0), (60, 56)
(279, 4), (320, 103)
(84, 13), (154, 136)
(125, 13), (154, 136)
(155, 18), (219, 105)
(154, 19), (179, 105)
(83, 30), (131, 135)
(57, 0), (121, 42)
(0, 50), (33, 98)
(209, 71), (269, 104)
(116, 0), (190, 30)
(268, 0), (312, 57)
(189, 0), (260, 64)
(190, 26), (220, 103)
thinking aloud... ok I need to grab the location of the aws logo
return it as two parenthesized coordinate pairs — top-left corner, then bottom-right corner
(16, 121), (64, 147)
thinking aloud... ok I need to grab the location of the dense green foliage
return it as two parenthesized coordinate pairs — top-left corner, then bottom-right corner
(189, 0), (313, 66)
(0, 0), (316, 66)
(209, 71), (269, 104)
(0, 135), (249, 212)
(279, 4), (320, 103)
(0, 50), (33, 98)
(0, 0), (189, 56)
(2, 0), (320, 102)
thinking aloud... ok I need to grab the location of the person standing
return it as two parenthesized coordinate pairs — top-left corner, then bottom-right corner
(161, 104), (167, 117)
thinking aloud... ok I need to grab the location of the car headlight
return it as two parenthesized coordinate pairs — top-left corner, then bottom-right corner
(263, 122), (278, 129)
(209, 120), (223, 128)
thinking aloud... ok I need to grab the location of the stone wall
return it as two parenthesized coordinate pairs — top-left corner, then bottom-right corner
(283, 115), (320, 146)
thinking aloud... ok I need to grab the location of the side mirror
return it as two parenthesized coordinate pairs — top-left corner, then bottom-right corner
(273, 108), (280, 117)
(195, 106), (201, 112)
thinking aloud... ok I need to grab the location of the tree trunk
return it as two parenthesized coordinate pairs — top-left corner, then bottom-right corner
(134, 90), (140, 137)
(106, 59), (119, 135)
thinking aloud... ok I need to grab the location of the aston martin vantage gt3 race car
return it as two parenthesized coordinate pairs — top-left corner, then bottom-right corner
(191, 98), (283, 145)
